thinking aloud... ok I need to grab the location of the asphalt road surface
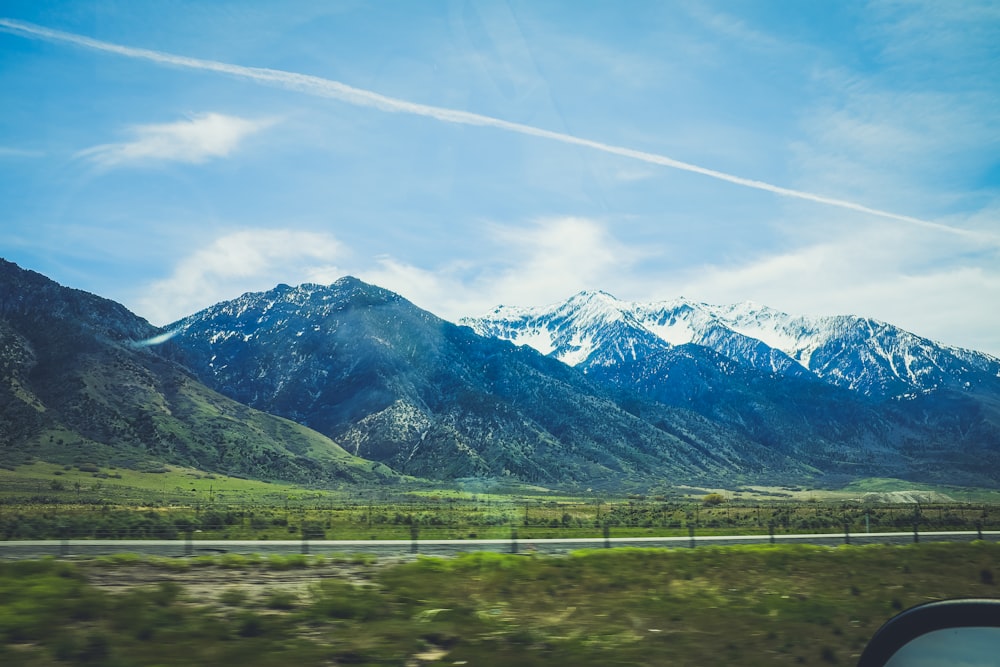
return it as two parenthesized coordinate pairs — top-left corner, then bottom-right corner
(1, 530), (997, 560)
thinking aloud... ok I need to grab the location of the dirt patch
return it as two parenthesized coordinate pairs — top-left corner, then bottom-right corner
(860, 491), (956, 504)
(79, 559), (401, 604)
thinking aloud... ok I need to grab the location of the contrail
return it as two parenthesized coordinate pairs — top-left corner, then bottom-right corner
(0, 18), (975, 237)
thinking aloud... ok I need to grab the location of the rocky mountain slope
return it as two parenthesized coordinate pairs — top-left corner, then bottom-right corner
(165, 278), (1000, 487)
(164, 278), (807, 488)
(0, 260), (393, 485)
(463, 291), (1000, 485)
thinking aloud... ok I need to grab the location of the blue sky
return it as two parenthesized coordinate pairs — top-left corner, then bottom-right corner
(1, 1), (998, 354)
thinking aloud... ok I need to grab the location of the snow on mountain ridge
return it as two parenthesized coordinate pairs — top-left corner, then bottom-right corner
(461, 289), (1000, 398)
(473, 290), (649, 367)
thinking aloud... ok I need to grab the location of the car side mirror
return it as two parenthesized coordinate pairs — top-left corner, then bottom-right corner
(857, 599), (1000, 666)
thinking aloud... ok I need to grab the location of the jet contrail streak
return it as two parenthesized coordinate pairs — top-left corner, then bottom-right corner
(0, 18), (976, 237)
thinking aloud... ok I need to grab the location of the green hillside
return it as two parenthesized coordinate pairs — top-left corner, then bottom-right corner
(0, 259), (396, 486)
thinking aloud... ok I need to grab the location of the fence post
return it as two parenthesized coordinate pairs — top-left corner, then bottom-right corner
(603, 523), (611, 549)
(977, 521), (983, 541)
(689, 525), (696, 549)
(913, 522), (919, 543)
(769, 522), (775, 545)
(410, 524), (419, 554)
(59, 524), (69, 558)
(511, 528), (518, 554)
(301, 531), (309, 555)
(844, 522), (850, 545)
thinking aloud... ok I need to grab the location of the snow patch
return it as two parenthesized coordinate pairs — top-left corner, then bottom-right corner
(644, 318), (695, 346)
(558, 332), (595, 366)
(510, 329), (555, 356)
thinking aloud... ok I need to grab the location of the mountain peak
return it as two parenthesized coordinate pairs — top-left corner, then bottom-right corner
(331, 275), (364, 289)
(568, 289), (619, 303)
(464, 290), (1000, 398)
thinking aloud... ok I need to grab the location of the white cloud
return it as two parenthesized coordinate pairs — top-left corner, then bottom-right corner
(362, 217), (649, 319)
(131, 219), (640, 327)
(76, 112), (274, 167)
(671, 224), (1000, 355)
(129, 216), (1000, 356)
(486, 217), (648, 301)
(356, 214), (1000, 355)
(135, 229), (342, 325)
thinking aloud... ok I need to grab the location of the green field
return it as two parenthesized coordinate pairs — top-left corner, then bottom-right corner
(4, 461), (1000, 541)
(2, 542), (999, 666)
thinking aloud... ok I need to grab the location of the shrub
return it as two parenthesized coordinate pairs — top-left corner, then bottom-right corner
(309, 580), (385, 620)
(219, 588), (248, 606)
(266, 554), (309, 570)
(263, 591), (298, 610)
(236, 612), (266, 638)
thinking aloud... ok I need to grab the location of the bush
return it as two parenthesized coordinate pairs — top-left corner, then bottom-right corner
(236, 612), (266, 638)
(309, 580), (385, 620)
(219, 588), (248, 606)
(266, 554), (309, 570)
(263, 591), (298, 610)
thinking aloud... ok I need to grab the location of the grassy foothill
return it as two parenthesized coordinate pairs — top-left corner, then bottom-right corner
(1, 542), (998, 666)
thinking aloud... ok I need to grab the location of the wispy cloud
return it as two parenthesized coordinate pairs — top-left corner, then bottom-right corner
(127, 215), (1000, 354)
(363, 217), (648, 319)
(134, 229), (342, 325)
(365, 213), (1000, 354)
(76, 112), (273, 167)
(795, 78), (999, 202)
(792, 2), (1000, 214)
(0, 17), (979, 239)
(671, 222), (1000, 354)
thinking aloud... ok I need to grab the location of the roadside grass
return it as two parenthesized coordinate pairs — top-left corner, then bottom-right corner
(1, 542), (998, 666)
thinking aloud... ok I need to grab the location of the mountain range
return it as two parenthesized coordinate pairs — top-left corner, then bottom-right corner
(161, 278), (786, 488)
(462, 291), (1000, 399)
(462, 291), (1000, 485)
(0, 260), (394, 485)
(3, 258), (999, 490)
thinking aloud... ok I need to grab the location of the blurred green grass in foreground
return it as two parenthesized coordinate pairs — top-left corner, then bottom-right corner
(1, 542), (998, 666)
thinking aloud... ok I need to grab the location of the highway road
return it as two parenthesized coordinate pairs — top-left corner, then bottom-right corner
(1, 530), (997, 560)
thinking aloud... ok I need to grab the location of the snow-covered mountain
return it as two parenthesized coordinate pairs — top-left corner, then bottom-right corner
(163, 278), (796, 486)
(159, 278), (1000, 486)
(6, 261), (1000, 489)
(462, 291), (1000, 399)
(150, 277), (1000, 486)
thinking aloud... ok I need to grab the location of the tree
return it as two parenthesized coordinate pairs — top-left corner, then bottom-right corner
(702, 493), (725, 506)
